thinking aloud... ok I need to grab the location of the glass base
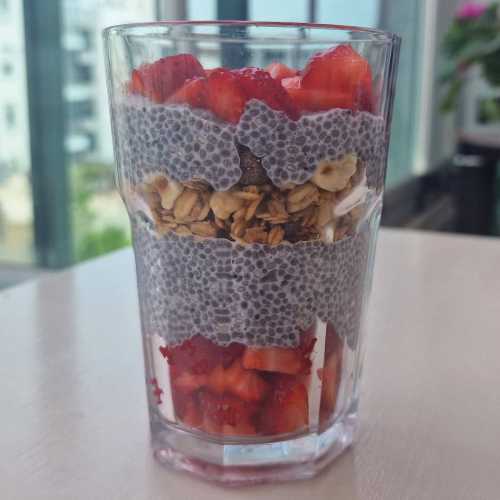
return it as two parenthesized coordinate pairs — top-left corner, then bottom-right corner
(150, 408), (357, 486)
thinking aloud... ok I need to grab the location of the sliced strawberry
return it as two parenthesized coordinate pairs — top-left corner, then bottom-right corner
(299, 325), (317, 359)
(199, 391), (258, 435)
(180, 397), (203, 429)
(167, 77), (208, 108)
(222, 420), (257, 436)
(162, 336), (247, 385)
(206, 364), (225, 394)
(259, 376), (309, 435)
(171, 383), (191, 420)
(207, 359), (269, 402)
(173, 371), (208, 394)
(265, 62), (298, 81)
(319, 349), (342, 419)
(234, 67), (299, 119)
(282, 76), (354, 112)
(129, 69), (145, 95)
(206, 69), (246, 123)
(224, 359), (269, 402)
(128, 53), (205, 103)
(220, 342), (246, 368)
(281, 76), (301, 89)
(162, 335), (224, 376)
(242, 345), (308, 375)
(301, 45), (373, 112)
(325, 322), (343, 359)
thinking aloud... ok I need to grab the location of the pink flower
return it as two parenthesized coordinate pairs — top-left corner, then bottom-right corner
(456, 2), (488, 19)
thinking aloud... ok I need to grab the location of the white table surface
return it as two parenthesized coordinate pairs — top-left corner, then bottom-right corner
(1, 228), (500, 500)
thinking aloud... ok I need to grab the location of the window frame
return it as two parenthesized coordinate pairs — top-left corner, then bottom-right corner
(23, 0), (72, 268)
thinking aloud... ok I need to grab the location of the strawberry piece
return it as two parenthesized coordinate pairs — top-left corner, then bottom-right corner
(220, 342), (246, 368)
(282, 76), (354, 112)
(319, 349), (342, 421)
(325, 323), (343, 359)
(199, 391), (258, 435)
(265, 62), (298, 81)
(234, 67), (299, 119)
(225, 360), (269, 402)
(206, 69), (247, 123)
(206, 364), (226, 394)
(242, 345), (308, 375)
(167, 77), (208, 108)
(300, 45), (373, 112)
(207, 359), (269, 402)
(161, 335), (218, 376)
(173, 371), (208, 394)
(161, 335), (228, 376)
(171, 383), (191, 420)
(299, 325), (317, 359)
(259, 376), (309, 435)
(128, 53), (205, 103)
(180, 397), (203, 429)
(129, 69), (145, 95)
(222, 420), (257, 436)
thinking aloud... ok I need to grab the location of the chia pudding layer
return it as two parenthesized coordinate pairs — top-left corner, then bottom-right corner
(114, 97), (387, 192)
(132, 215), (373, 349)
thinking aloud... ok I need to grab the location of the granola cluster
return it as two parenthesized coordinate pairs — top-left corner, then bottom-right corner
(135, 152), (367, 246)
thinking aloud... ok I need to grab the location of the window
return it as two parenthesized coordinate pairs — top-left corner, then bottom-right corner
(1, 60), (13, 76)
(378, 0), (422, 187)
(0, 0), (432, 273)
(61, 0), (157, 263)
(317, 0), (379, 26)
(249, 0), (308, 22)
(0, 0), (8, 16)
(0, 0), (32, 265)
(5, 103), (15, 128)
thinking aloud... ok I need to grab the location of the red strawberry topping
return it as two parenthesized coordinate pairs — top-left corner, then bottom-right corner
(205, 68), (247, 124)
(300, 44), (373, 112)
(282, 75), (355, 112)
(265, 62), (299, 81)
(167, 77), (208, 108)
(128, 53), (205, 103)
(234, 67), (299, 119)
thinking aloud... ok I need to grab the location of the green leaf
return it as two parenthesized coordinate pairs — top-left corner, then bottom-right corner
(440, 79), (463, 113)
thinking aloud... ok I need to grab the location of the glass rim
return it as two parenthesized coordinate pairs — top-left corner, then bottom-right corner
(103, 20), (400, 44)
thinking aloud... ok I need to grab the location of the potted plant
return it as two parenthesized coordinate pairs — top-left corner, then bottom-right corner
(441, 1), (500, 128)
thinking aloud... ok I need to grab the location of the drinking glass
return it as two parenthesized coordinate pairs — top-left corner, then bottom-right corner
(104, 21), (400, 485)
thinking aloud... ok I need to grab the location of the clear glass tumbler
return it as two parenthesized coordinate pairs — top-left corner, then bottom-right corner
(103, 21), (400, 485)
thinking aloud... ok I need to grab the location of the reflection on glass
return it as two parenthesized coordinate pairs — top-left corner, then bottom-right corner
(0, 0), (33, 263)
(61, 0), (156, 262)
